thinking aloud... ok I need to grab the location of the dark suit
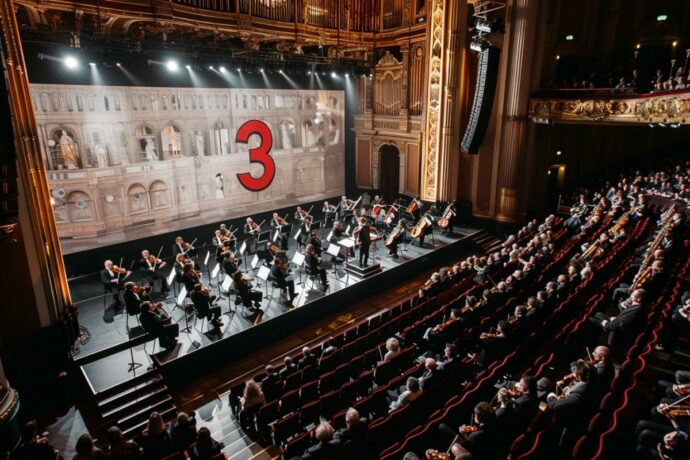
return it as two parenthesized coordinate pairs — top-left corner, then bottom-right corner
(139, 308), (179, 348)
(604, 304), (645, 348)
(138, 257), (170, 291)
(300, 440), (341, 459)
(101, 268), (124, 305)
(244, 223), (260, 253)
(271, 218), (289, 250)
(547, 380), (589, 413)
(358, 224), (371, 266)
(270, 265), (295, 298)
(305, 253), (328, 285)
(191, 290), (221, 322)
(419, 369), (441, 389)
(298, 353), (317, 370)
(334, 418), (368, 443)
(124, 289), (146, 316)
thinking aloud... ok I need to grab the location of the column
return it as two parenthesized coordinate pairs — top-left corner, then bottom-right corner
(495, 0), (540, 223)
(420, 0), (467, 202)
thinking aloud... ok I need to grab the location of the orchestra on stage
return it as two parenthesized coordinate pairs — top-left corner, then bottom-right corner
(99, 195), (458, 340)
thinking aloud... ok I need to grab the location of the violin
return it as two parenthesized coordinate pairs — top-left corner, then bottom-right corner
(275, 215), (287, 226)
(182, 241), (194, 250)
(499, 387), (522, 398)
(459, 424), (479, 434)
(148, 255), (163, 265)
(658, 404), (690, 418)
(112, 265), (128, 274)
(673, 384), (690, 396)
(133, 284), (152, 295)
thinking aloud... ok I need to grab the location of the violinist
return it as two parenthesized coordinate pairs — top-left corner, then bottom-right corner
(295, 206), (311, 222)
(440, 402), (499, 459)
(174, 253), (190, 279)
(100, 260), (131, 307)
(173, 236), (197, 258)
(212, 230), (225, 247)
(546, 360), (593, 413)
(297, 217), (313, 247)
(269, 258), (296, 305)
(181, 263), (202, 292)
(190, 283), (223, 329)
(371, 195), (382, 206)
(219, 223), (230, 237)
(244, 218), (261, 254)
(423, 309), (461, 348)
(233, 271), (263, 311)
(138, 250), (170, 293)
(474, 320), (511, 367)
(139, 301), (179, 350)
(305, 244), (329, 288)
(216, 240), (233, 264)
(308, 230), (322, 256)
(322, 201), (336, 225)
(222, 251), (240, 277)
(497, 375), (539, 425)
(591, 345), (615, 394)
(124, 281), (152, 317)
(270, 212), (289, 250)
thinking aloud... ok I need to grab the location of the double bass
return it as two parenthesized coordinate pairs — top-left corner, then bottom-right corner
(438, 201), (456, 229)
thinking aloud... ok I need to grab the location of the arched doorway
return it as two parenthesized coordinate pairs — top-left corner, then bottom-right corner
(378, 144), (400, 203)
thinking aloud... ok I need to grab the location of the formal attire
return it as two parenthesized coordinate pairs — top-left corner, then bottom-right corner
(101, 268), (124, 306)
(305, 253), (328, 286)
(358, 223), (371, 267)
(270, 265), (295, 299)
(140, 307), (179, 349)
(138, 257), (170, 292)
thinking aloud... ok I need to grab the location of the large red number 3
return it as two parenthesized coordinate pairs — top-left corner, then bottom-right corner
(235, 120), (275, 192)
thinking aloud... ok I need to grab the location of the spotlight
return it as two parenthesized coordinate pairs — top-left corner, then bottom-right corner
(259, 68), (264, 73)
(307, 71), (312, 75)
(89, 62), (96, 67)
(116, 62), (122, 67)
(345, 73), (350, 78)
(236, 68), (241, 72)
(556, 150), (562, 156)
(279, 69), (284, 74)
(220, 66), (226, 72)
(209, 65), (214, 70)
(166, 60), (179, 72)
(63, 56), (79, 69)
(185, 64), (191, 69)
(331, 72), (337, 78)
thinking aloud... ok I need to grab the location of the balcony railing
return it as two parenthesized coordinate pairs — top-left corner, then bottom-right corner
(529, 87), (690, 125)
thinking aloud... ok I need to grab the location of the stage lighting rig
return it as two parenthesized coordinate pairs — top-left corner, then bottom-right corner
(469, 0), (505, 53)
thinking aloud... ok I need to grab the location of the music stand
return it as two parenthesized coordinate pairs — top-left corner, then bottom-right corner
(258, 230), (271, 244)
(221, 276), (234, 316)
(251, 254), (261, 270)
(257, 265), (271, 297)
(327, 230), (334, 242)
(345, 225), (352, 236)
(340, 238), (356, 268)
(326, 242), (342, 275)
(177, 287), (192, 334)
(166, 267), (177, 297)
(273, 229), (281, 242)
(210, 264), (221, 297)
(292, 251), (305, 285)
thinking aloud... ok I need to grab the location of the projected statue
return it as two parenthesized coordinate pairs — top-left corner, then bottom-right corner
(144, 138), (158, 160)
(215, 173), (225, 199)
(280, 122), (293, 149)
(59, 130), (79, 169)
(195, 131), (205, 156)
(93, 144), (108, 168)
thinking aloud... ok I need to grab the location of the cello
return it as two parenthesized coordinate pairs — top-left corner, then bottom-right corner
(438, 201), (457, 229)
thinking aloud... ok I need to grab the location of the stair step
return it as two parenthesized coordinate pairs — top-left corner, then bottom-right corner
(102, 386), (170, 421)
(116, 394), (174, 429)
(122, 406), (177, 439)
(97, 374), (165, 408)
(96, 369), (159, 400)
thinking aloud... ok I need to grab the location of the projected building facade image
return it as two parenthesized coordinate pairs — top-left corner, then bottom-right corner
(31, 84), (345, 253)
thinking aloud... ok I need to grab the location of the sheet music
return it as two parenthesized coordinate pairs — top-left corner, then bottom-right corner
(257, 265), (271, 281)
(273, 230), (280, 242)
(327, 231), (334, 241)
(251, 254), (260, 269)
(326, 242), (341, 257)
(294, 228), (302, 240)
(177, 287), (187, 305)
(292, 251), (305, 266)
(239, 241), (247, 255)
(204, 250), (210, 266)
(166, 267), (176, 286)
(211, 264), (221, 279)
(221, 276), (232, 292)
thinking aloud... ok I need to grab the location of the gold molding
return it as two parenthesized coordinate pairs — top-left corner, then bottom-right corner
(530, 90), (690, 125)
(421, 0), (445, 201)
(1, 0), (72, 315)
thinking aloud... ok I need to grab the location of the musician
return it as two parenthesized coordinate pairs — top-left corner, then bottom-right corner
(589, 299), (647, 349)
(565, 194), (588, 231)
(355, 218), (372, 267)
(387, 220), (405, 259)
(124, 281), (151, 317)
(591, 346), (615, 394)
(613, 259), (665, 302)
(219, 223), (230, 237)
(298, 217), (313, 247)
(181, 264), (202, 292)
(270, 212), (289, 250)
(270, 258), (296, 304)
(371, 195), (382, 206)
(440, 201), (457, 236)
(294, 206), (309, 222)
(190, 283), (223, 329)
(617, 288), (646, 313)
(243, 218), (261, 254)
(139, 301), (179, 350)
(216, 240), (233, 264)
(308, 230), (322, 256)
(441, 402), (500, 459)
(417, 214), (434, 248)
(173, 236), (196, 258)
(305, 244), (329, 288)
(212, 230), (225, 247)
(100, 260), (129, 307)
(546, 360), (594, 416)
(138, 250), (170, 293)
(233, 271), (263, 311)
(500, 375), (539, 425)
(174, 254), (188, 278)
(338, 195), (354, 222)
(322, 201), (337, 226)
(222, 252), (239, 277)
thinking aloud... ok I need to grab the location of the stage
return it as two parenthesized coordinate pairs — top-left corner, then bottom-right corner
(72, 221), (479, 395)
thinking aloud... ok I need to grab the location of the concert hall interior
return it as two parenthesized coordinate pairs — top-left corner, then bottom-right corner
(2, 0), (690, 459)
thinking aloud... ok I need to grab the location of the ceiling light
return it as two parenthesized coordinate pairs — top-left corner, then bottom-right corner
(63, 56), (78, 69)
(166, 60), (179, 72)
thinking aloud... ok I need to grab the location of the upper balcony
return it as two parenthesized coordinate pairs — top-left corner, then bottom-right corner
(529, 88), (690, 126)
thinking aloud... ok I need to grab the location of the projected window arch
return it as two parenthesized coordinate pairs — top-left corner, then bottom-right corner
(127, 183), (149, 214)
(65, 191), (95, 222)
(161, 124), (182, 158)
(149, 180), (170, 209)
(278, 120), (296, 149)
